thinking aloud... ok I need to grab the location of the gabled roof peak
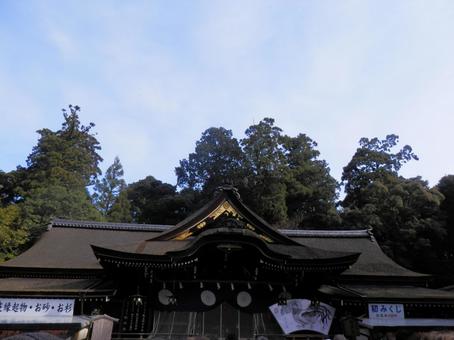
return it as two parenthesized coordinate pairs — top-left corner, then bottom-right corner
(215, 185), (241, 199)
(150, 187), (299, 245)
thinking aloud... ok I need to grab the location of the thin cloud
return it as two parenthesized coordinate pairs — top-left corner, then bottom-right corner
(0, 1), (453, 187)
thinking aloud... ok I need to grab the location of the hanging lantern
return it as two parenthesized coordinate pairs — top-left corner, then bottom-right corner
(237, 291), (252, 307)
(200, 290), (216, 306)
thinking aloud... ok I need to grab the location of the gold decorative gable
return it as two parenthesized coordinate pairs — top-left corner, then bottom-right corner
(173, 201), (272, 242)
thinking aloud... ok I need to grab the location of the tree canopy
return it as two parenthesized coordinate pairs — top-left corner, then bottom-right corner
(437, 175), (454, 259)
(176, 118), (339, 227)
(341, 135), (447, 271)
(175, 127), (245, 194)
(92, 156), (126, 218)
(0, 105), (103, 250)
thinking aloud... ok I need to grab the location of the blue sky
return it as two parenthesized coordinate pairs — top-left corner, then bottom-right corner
(1, 1), (453, 187)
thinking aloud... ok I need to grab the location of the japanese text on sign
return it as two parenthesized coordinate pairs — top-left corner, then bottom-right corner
(0, 298), (74, 317)
(368, 303), (404, 320)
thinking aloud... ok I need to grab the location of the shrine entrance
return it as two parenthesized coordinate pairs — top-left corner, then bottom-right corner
(145, 303), (283, 339)
(98, 187), (359, 339)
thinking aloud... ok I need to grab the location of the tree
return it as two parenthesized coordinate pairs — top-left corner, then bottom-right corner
(19, 105), (103, 236)
(341, 135), (446, 270)
(108, 190), (133, 223)
(92, 157), (127, 217)
(175, 127), (246, 195)
(0, 170), (23, 206)
(342, 134), (418, 208)
(241, 118), (288, 225)
(437, 175), (454, 258)
(22, 184), (101, 237)
(242, 118), (284, 177)
(241, 118), (339, 227)
(281, 134), (340, 228)
(128, 176), (191, 225)
(0, 204), (28, 262)
(25, 105), (102, 189)
(175, 118), (341, 228)
(343, 175), (445, 269)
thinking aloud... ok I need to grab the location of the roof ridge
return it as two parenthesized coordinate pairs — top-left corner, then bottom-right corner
(51, 218), (172, 232)
(280, 229), (372, 238)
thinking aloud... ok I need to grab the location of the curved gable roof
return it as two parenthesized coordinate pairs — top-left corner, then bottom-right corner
(151, 186), (298, 245)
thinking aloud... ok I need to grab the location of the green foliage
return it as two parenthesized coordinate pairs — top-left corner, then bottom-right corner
(242, 118), (285, 177)
(176, 127), (246, 194)
(26, 105), (102, 188)
(240, 118), (287, 224)
(108, 190), (133, 223)
(281, 134), (340, 228)
(19, 105), (103, 231)
(342, 175), (445, 269)
(92, 157), (127, 218)
(0, 170), (22, 206)
(437, 175), (454, 258)
(341, 135), (446, 270)
(342, 134), (418, 208)
(176, 118), (339, 227)
(0, 204), (28, 262)
(22, 184), (101, 237)
(128, 176), (192, 225)
(0, 105), (104, 256)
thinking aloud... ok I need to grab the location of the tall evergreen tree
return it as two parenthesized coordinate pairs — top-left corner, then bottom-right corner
(175, 127), (246, 195)
(108, 190), (133, 223)
(281, 134), (340, 228)
(92, 157), (127, 218)
(176, 118), (339, 227)
(240, 118), (288, 225)
(25, 105), (102, 189)
(342, 134), (418, 208)
(341, 135), (445, 270)
(0, 204), (27, 262)
(437, 175), (454, 258)
(20, 105), (103, 234)
(128, 176), (191, 225)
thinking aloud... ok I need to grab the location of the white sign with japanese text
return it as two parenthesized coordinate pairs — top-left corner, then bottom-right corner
(0, 298), (74, 317)
(368, 303), (404, 320)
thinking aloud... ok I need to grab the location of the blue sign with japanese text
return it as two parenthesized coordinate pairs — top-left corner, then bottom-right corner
(368, 303), (404, 320)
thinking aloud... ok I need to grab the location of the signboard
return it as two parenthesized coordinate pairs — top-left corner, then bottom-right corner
(269, 299), (335, 335)
(0, 298), (74, 317)
(368, 303), (404, 320)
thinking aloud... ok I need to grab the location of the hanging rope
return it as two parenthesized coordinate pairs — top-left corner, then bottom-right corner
(186, 312), (192, 335)
(169, 311), (176, 338)
(253, 313), (260, 335)
(260, 313), (267, 334)
(150, 311), (161, 338)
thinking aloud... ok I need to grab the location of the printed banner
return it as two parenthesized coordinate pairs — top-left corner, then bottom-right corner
(368, 303), (404, 320)
(0, 298), (74, 317)
(269, 299), (335, 335)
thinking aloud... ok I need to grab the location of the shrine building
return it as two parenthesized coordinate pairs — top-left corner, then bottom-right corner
(1, 186), (454, 339)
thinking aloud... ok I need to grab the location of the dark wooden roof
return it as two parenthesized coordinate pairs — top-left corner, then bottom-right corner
(96, 228), (357, 260)
(51, 218), (170, 231)
(320, 284), (454, 303)
(91, 227), (360, 274)
(0, 218), (424, 281)
(0, 278), (114, 297)
(292, 233), (426, 279)
(0, 220), (165, 272)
